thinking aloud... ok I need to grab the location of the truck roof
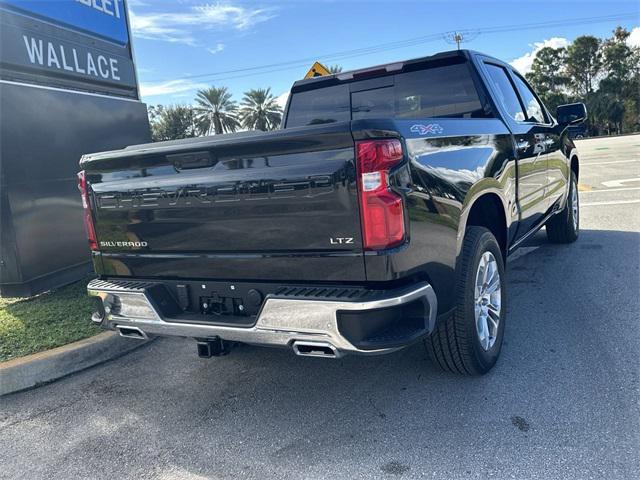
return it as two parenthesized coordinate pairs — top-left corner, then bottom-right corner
(291, 49), (500, 93)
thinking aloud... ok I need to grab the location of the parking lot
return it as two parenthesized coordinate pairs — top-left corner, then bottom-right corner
(1, 135), (638, 480)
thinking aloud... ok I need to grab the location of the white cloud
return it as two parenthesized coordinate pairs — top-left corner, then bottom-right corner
(276, 91), (289, 109)
(510, 37), (570, 74)
(129, 3), (275, 46)
(140, 79), (207, 97)
(628, 27), (640, 48)
(207, 43), (226, 54)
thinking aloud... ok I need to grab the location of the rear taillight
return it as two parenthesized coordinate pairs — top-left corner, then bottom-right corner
(355, 139), (406, 250)
(77, 170), (98, 251)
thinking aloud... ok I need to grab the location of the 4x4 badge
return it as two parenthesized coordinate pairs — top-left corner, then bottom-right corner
(410, 123), (444, 135)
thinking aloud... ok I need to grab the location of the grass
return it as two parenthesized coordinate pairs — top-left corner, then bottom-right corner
(0, 280), (101, 362)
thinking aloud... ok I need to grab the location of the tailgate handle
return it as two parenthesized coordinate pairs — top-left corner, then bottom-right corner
(169, 151), (213, 170)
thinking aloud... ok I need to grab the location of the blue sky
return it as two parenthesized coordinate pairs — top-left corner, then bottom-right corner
(129, 0), (640, 107)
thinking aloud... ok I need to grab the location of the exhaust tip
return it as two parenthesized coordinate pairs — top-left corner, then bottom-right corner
(116, 326), (148, 340)
(292, 341), (340, 359)
(91, 311), (105, 324)
(90, 296), (106, 324)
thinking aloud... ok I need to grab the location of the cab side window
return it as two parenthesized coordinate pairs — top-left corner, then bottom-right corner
(512, 74), (547, 124)
(484, 63), (526, 122)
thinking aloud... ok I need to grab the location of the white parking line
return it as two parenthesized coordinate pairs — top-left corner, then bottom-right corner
(581, 187), (640, 194)
(582, 159), (639, 166)
(602, 178), (640, 188)
(582, 199), (640, 207)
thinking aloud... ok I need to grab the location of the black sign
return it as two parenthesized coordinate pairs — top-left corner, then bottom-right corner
(0, 1), (138, 98)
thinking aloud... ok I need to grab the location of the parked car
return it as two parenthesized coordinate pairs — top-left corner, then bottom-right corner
(567, 123), (589, 140)
(79, 50), (586, 375)
(568, 124), (588, 139)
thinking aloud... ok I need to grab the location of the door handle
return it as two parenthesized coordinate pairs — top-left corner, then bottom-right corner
(516, 140), (530, 152)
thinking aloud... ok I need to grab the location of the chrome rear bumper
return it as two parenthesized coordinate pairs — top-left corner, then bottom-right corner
(88, 279), (437, 356)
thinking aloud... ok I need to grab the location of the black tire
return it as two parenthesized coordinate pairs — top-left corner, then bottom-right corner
(546, 171), (579, 244)
(425, 227), (506, 375)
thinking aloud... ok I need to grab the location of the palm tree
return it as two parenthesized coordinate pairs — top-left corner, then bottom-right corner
(239, 88), (283, 131)
(194, 86), (240, 135)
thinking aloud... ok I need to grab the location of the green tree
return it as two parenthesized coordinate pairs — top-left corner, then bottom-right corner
(328, 64), (343, 74)
(526, 46), (569, 112)
(525, 27), (639, 135)
(588, 91), (624, 136)
(194, 86), (240, 135)
(147, 105), (163, 124)
(602, 27), (635, 86)
(622, 97), (640, 133)
(600, 27), (640, 133)
(239, 88), (283, 131)
(566, 35), (602, 98)
(148, 105), (200, 141)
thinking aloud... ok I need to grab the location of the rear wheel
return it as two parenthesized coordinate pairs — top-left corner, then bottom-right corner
(546, 171), (579, 244)
(425, 226), (506, 375)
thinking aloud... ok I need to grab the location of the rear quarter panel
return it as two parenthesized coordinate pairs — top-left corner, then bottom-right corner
(355, 118), (517, 314)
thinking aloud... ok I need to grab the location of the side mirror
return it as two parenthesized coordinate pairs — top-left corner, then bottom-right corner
(556, 103), (587, 126)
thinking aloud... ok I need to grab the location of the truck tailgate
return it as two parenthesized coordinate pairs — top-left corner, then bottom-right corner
(81, 123), (366, 282)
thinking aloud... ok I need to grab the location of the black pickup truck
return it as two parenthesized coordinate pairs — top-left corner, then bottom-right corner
(80, 50), (586, 375)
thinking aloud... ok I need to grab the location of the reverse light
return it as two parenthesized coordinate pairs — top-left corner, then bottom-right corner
(77, 170), (98, 251)
(356, 139), (406, 250)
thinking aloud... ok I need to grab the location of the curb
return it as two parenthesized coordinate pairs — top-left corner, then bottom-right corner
(0, 331), (152, 396)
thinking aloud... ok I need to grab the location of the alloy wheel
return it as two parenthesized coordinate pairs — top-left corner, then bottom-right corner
(474, 251), (501, 351)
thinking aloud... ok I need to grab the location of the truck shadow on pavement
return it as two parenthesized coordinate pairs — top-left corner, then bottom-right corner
(1, 229), (639, 479)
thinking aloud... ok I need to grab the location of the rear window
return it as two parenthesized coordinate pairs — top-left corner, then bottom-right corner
(285, 61), (488, 128)
(286, 84), (351, 127)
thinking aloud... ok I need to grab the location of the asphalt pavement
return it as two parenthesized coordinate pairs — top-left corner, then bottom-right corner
(1, 135), (638, 480)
